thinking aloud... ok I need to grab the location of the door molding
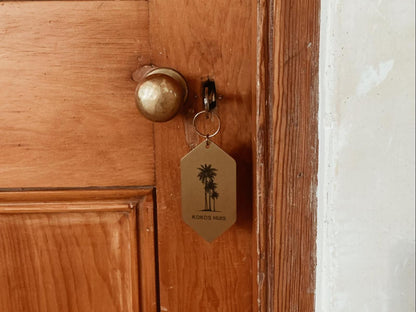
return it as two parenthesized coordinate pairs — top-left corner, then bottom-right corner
(253, 0), (320, 311)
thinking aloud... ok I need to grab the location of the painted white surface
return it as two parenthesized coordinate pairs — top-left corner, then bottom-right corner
(317, 0), (415, 311)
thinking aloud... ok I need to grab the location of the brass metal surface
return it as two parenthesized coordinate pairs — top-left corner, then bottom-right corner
(181, 140), (236, 242)
(135, 67), (188, 122)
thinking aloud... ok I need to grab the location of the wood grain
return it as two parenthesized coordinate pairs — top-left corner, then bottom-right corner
(0, 189), (156, 312)
(150, 1), (254, 311)
(0, 1), (153, 188)
(0, 188), (151, 203)
(137, 190), (158, 312)
(0, 0), (145, 1)
(0, 209), (139, 311)
(252, 1), (270, 310)
(253, 0), (320, 311)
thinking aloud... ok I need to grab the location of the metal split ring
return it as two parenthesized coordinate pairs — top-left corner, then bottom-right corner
(192, 110), (221, 139)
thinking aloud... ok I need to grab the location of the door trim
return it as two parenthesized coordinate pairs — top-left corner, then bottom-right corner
(253, 0), (320, 311)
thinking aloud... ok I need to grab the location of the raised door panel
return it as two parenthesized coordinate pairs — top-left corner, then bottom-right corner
(0, 1), (154, 188)
(0, 189), (157, 312)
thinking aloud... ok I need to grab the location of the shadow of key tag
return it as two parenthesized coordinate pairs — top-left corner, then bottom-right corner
(181, 140), (236, 242)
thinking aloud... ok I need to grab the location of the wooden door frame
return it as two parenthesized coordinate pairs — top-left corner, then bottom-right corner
(253, 0), (320, 311)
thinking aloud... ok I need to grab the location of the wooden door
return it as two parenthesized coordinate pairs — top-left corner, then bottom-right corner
(0, 0), (320, 311)
(0, 2), (157, 311)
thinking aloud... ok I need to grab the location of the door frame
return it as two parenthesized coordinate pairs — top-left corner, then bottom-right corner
(253, 0), (320, 311)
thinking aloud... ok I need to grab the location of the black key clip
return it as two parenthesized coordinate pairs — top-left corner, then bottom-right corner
(201, 79), (217, 114)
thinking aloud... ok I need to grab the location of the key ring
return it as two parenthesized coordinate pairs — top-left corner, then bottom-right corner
(192, 110), (221, 139)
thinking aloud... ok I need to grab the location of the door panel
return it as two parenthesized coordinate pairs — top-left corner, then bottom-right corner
(0, 189), (156, 312)
(0, 1), (153, 188)
(150, 1), (254, 311)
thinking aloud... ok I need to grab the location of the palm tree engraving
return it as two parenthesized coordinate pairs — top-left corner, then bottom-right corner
(197, 164), (220, 211)
(211, 190), (219, 212)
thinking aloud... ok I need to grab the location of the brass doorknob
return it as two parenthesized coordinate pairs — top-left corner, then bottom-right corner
(134, 67), (188, 122)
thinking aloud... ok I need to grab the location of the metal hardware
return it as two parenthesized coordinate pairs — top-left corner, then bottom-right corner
(201, 79), (216, 114)
(180, 140), (237, 242)
(192, 78), (221, 146)
(192, 110), (221, 139)
(134, 67), (188, 122)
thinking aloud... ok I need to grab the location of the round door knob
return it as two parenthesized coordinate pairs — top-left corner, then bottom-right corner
(134, 67), (188, 122)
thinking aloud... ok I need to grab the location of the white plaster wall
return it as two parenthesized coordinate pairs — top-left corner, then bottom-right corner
(317, 0), (415, 311)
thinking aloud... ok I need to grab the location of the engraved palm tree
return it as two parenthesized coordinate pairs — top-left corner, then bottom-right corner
(197, 164), (217, 211)
(211, 190), (219, 212)
(206, 180), (217, 211)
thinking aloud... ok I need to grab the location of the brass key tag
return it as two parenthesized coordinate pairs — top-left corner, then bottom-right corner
(181, 139), (236, 242)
